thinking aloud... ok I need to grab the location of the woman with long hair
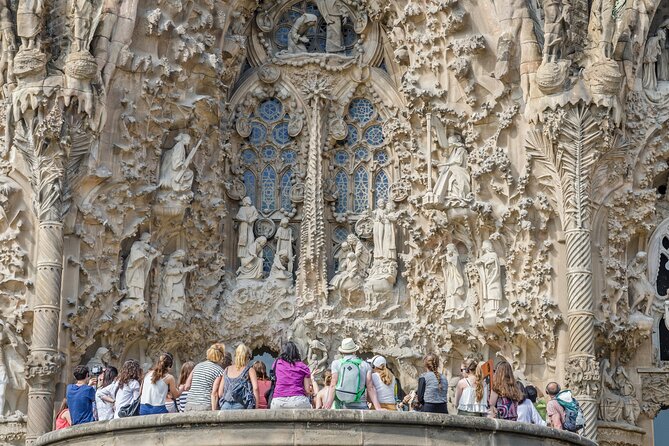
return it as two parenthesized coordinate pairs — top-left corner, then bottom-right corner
(172, 361), (195, 412)
(417, 354), (448, 414)
(139, 353), (181, 415)
(95, 366), (118, 420)
(55, 398), (71, 430)
(184, 343), (226, 411)
(253, 361), (272, 409)
(488, 361), (522, 420)
(111, 359), (142, 419)
(269, 341), (312, 409)
(516, 381), (545, 425)
(455, 360), (488, 416)
(315, 370), (332, 409)
(217, 344), (259, 410)
(369, 356), (397, 410)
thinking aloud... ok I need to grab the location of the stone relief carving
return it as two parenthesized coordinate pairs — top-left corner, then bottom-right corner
(158, 250), (196, 320)
(122, 233), (160, 314)
(237, 236), (267, 280)
(599, 359), (640, 426)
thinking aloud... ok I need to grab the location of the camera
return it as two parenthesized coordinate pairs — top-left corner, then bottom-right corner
(90, 365), (103, 376)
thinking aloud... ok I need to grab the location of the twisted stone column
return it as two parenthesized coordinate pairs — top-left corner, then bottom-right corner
(25, 221), (65, 444)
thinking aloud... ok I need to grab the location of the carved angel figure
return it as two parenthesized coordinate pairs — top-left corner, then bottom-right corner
(159, 133), (197, 194)
(236, 197), (259, 259)
(628, 251), (655, 315)
(237, 236), (267, 280)
(124, 233), (160, 302)
(315, 0), (348, 53)
(288, 13), (318, 53)
(433, 135), (471, 204)
(159, 250), (196, 319)
(346, 233), (371, 277)
(477, 240), (503, 315)
(542, 0), (569, 63)
(372, 199), (397, 262)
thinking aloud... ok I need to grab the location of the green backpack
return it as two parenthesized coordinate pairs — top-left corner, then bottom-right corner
(335, 358), (365, 403)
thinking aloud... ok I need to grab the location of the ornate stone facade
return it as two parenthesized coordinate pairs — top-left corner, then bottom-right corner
(0, 0), (668, 444)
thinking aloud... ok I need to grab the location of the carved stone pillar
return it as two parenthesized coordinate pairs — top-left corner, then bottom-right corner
(25, 221), (65, 444)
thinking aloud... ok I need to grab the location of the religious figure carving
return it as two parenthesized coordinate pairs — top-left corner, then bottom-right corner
(628, 252), (655, 315)
(159, 134), (199, 194)
(275, 218), (293, 273)
(17, 0), (44, 50)
(315, 0), (348, 53)
(85, 347), (111, 372)
(346, 233), (371, 277)
(476, 240), (503, 319)
(287, 13), (318, 54)
(70, 0), (94, 53)
(442, 243), (465, 311)
(330, 251), (363, 303)
(0, 0), (15, 87)
(123, 233), (160, 305)
(237, 236), (267, 280)
(236, 197), (259, 259)
(542, 0), (569, 64)
(599, 359), (640, 425)
(0, 324), (26, 416)
(269, 250), (292, 285)
(306, 339), (328, 377)
(158, 250), (196, 320)
(372, 199), (397, 262)
(643, 30), (666, 91)
(433, 135), (471, 206)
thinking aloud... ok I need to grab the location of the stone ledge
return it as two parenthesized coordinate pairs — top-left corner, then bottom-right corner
(36, 410), (597, 446)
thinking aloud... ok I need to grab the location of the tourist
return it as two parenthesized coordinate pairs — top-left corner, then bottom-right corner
(66, 365), (97, 425)
(314, 370), (332, 409)
(222, 352), (233, 369)
(95, 366), (118, 421)
(175, 361), (194, 412)
(139, 353), (181, 415)
(184, 343), (226, 411)
(112, 359), (142, 419)
(369, 355), (397, 410)
(488, 361), (522, 420)
(526, 385), (547, 419)
(417, 353), (448, 414)
(55, 399), (71, 430)
(270, 341), (312, 409)
(545, 382), (565, 429)
(253, 361), (272, 409)
(325, 338), (382, 410)
(454, 360), (488, 416)
(517, 381), (545, 425)
(217, 344), (259, 409)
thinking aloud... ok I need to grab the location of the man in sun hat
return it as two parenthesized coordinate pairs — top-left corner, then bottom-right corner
(325, 338), (382, 410)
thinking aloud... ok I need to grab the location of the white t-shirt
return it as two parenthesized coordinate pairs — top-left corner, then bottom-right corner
(517, 399), (546, 425)
(331, 355), (371, 406)
(371, 373), (396, 404)
(113, 380), (140, 418)
(95, 383), (116, 420)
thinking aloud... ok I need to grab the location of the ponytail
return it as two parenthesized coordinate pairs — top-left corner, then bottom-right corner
(424, 354), (442, 391)
(475, 361), (485, 402)
(377, 365), (394, 386)
(151, 353), (173, 384)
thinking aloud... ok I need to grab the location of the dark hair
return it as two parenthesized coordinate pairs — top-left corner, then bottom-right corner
(101, 366), (118, 387)
(516, 381), (526, 403)
(253, 361), (268, 380)
(525, 385), (538, 403)
(545, 381), (561, 396)
(424, 354), (442, 391)
(179, 361), (195, 387)
(222, 352), (232, 369)
(279, 341), (302, 364)
(151, 353), (174, 384)
(73, 365), (89, 381)
(118, 359), (142, 389)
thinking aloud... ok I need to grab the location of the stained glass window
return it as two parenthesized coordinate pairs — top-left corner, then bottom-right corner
(261, 166), (277, 213)
(241, 149), (257, 165)
(263, 245), (274, 277)
(333, 226), (349, 243)
(374, 170), (390, 205)
(335, 170), (348, 213)
(259, 98), (283, 122)
(364, 125), (384, 146)
(243, 170), (256, 205)
(353, 167), (369, 213)
(262, 146), (277, 160)
(249, 122), (267, 146)
(374, 150), (389, 165)
(334, 151), (349, 166)
(280, 169), (293, 211)
(349, 98), (375, 124)
(282, 150), (297, 164)
(272, 122), (291, 145)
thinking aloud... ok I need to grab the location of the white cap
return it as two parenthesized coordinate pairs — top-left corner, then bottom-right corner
(370, 355), (386, 368)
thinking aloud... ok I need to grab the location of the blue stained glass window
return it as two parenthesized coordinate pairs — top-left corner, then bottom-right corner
(334, 151), (349, 166)
(272, 122), (291, 145)
(343, 26), (357, 48)
(249, 122), (267, 146)
(280, 169), (293, 211)
(262, 146), (277, 160)
(374, 150), (389, 164)
(364, 125), (384, 146)
(241, 149), (257, 164)
(275, 26), (291, 47)
(262, 246), (274, 276)
(261, 166), (276, 213)
(346, 124), (358, 146)
(259, 99), (283, 122)
(353, 168), (369, 213)
(282, 150), (297, 164)
(374, 170), (390, 205)
(335, 170), (348, 213)
(242, 170), (256, 205)
(354, 148), (368, 162)
(349, 98), (375, 124)
(334, 226), (349, 243)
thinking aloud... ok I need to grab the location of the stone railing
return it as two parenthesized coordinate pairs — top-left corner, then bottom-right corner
(35, 410), (597, 446)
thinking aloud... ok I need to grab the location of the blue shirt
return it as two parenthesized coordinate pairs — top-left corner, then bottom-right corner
(66, 384), (96, 425)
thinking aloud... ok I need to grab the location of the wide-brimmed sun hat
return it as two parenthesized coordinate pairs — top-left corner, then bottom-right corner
(338, 338), (360, 354)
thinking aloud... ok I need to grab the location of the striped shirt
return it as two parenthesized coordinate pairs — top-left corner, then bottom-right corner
(186, 361), (224, 406)
(176, 391), (188, 411)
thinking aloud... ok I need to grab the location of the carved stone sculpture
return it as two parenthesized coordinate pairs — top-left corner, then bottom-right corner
(346, 233), (371, 277)
(275, 218), (294, 273)
(158, 250), (196, 320)
(269, 249), (292, 285)
(306, 339), (328, 377)
(70, 0), (95, 53)
(372, 199), (397, 262)
(237, 236), (267, 280)
(236, 197), (259, 259)
(287, 13), (318, 54)
(442, 243), (465, 311)
(16, 0), (44, 50)
(477, 240), (503, 322)
(628, 252), (654, 316)
(0, 324), (26, 417)
(599, 359), (640, 426)
(159, 134), (198, 194)
(330, 251), (363, 304)
(85, 347), (111, 372)
(123, 233), (160, 310)
(314, 0), (347, 53)
(643, 30), (665, 91)
(433, 135), (471, 207)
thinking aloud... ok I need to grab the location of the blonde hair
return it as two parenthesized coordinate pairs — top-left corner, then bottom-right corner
(234, 344), (251, 369)
(323, 370), (332, 386)
(375, 364), (395, 386)
(424, 354), (442, 391)
(475, 361), (485, 402)
(207, 343), (226, 364)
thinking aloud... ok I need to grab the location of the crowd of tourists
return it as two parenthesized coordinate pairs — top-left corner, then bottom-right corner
(57, 338), (582, 434)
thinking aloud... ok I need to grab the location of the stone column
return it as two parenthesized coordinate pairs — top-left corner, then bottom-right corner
(25, 221), (65, 444)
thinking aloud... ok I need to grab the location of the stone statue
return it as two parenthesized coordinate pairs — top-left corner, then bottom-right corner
(124, 233), (160, 303)
(236, 197), (259, 259)
(346, 233), (371, 276)
(477, 240), (503, 317)
(70, 0), (94, 53)
(599, 359), (640, 425)
(330, 251), (363, 303)
(0, 323), (26, 416)
(315, 0), (348, 53)
(86, 347), (111, 372)
(542, 0), (568, 64)
(643, 30), (666, 90)
(237, 236), (267, 280)
(433, 135), (470, 205)
(158, 250), (196, 319)
(287, 13), (318, 54)
(275, 218), (294, 273)
(372, 199), (397, 262)
(628, 252), (654, 315)
(269, 249), (292, 285)
(0, 0), (15, 86)
(306, 339), (328, 376)
(16, 0), (44, 50)
(159, 134), (199, 194)
(442, 243), (465, 311)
